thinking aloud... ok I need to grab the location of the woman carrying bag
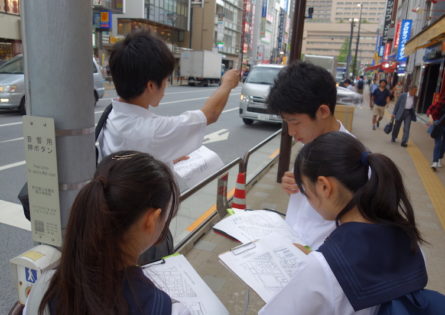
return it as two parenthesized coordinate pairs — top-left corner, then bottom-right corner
(426, 95), (445, 170)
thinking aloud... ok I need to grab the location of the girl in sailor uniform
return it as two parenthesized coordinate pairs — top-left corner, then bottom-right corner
(259, 132), (430, 315)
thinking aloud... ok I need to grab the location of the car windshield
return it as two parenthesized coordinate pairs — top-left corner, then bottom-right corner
(0, 56), (24, 74)
(246, 67), (281, 85)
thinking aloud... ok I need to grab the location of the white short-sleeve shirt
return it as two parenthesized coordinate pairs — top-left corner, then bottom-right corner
(285, 122), (353, 249)
(259, 251), (379, 315)
(98, 100), (207, 168)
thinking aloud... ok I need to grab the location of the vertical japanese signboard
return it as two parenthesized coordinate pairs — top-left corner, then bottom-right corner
(396, 19), (412, 62)
(381, 0), (394, 44)
(393, 20), (402, 49)
(23, 116), (62, 247)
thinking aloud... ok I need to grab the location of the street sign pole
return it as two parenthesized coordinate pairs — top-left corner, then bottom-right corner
(21, 0), (96, 240)
(276, 0), (306, 183)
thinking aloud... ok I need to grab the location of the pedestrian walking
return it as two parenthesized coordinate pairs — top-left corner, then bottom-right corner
(343, 79), (355, 91)
(356, 75), (364, 94)
(392, 81), (403, 104)
(426, 95), (445, 170)
(391, 85), (418, 147)
(371, 79), (391, 130)
(23, 151), (192, 315)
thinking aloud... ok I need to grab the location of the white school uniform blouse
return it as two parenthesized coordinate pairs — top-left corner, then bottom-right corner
(99, 100), (207, 168)
(258, 251), (379, 315)
(285, 122), (352, 249)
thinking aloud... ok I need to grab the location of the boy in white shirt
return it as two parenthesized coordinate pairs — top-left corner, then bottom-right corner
(266, 61), (352, 249)
(99, 31), (239, 170)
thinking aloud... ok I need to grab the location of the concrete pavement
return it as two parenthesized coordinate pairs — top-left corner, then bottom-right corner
(183, 92), (445, 313)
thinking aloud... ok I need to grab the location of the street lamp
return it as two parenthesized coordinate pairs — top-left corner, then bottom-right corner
(352, 3), (363, 77)
(346, 18), (357, 79)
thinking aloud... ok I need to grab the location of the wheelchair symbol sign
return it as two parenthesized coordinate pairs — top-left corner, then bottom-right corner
(25, 268), (38, 284)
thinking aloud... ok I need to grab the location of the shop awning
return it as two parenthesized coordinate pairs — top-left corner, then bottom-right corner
(364, 61), (398, 72)
(405, 15), (445, 56)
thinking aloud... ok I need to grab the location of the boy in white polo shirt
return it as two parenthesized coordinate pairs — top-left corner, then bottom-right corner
(267, 61), (353, 249)
(99, 31), (239, 170)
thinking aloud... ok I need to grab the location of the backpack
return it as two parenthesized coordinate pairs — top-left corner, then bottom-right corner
(357, 79), (364, 90)
(378, 289), (445, 315)
(18, 104), (113, 221)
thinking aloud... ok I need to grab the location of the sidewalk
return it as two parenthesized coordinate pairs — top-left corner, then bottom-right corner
(183, 97), (445, 313)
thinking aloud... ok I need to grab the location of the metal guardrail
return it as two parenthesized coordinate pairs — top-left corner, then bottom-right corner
(175, 129), (283, 253)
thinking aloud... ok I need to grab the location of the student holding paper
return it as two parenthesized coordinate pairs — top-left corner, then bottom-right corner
(259, 132), (441, 314)
(267, 61), (352, 249)
(24, 151), (191, 315)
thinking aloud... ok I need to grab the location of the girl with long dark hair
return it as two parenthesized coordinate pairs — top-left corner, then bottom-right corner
(24, 151), (190, 314)
(260, 132), (431, 314)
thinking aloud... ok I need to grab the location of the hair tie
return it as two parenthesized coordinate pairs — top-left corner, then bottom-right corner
(360, 151), (371, 167)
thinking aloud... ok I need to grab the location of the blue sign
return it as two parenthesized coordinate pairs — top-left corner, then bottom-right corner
(396, 19), (412, 62)
(25, 268), (37, 284)
(261, 0), (267, 17)
(379, 45), (384, 57)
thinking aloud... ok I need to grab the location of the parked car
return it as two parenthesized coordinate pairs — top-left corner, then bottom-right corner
(0, 55), (105, 115)
(239, 64), (284, 125)
(336, 86), (362, 106)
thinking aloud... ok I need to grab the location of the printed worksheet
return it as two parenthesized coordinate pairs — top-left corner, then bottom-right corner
(219, 233), (307, 303)
(213, 210), (303, 244)
(142, 254), (229, 315)
(174, 146), (224, 189)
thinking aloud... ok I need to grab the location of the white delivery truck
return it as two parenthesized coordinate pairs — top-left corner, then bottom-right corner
(180, 50), (223, 86)
(303, 55), (337, 79)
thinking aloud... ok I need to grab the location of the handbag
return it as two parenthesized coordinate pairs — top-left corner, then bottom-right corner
(18, 104), (113, 221)
(428, 111), (445, 139)
(384, 117), (394, 134)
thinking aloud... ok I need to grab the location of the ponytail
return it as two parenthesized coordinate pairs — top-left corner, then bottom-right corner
(39, 151), (179, 315)
(295, 132), (423, 250)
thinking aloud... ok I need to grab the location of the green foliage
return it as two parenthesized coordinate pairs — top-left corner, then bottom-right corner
(337, 38), (350, 63)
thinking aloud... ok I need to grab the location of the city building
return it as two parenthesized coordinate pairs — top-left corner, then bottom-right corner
(191, 0), (243, 69)
(302, 0), (386, 69)
(0, 0), (21, 61)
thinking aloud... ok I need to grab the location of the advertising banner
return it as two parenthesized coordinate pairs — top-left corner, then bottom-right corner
(396, 19), (412, 62)
(381, 0), (395, 43)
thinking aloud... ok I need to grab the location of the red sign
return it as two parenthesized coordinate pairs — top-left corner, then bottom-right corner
(393, 21), (402, 49)
(383, 43), (390, 60)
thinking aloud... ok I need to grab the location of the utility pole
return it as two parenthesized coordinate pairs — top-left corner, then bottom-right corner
(276, 0), (306, 182)
(346, 19), (355, 79)
(352, 3), (363, 77)
(22, 1), (96, 233)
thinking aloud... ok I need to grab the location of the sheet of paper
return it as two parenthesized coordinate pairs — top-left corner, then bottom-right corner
(174, 146), (224, 189)
(213, 210), (303, 244)
(219, 234), (307, 303)
(143, 255), (229, 315)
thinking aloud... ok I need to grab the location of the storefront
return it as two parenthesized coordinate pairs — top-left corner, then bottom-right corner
(0, 0), (22, 61)
(404, 16), (445, 113)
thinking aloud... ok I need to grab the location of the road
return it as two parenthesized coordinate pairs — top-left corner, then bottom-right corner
(0, 84), (280, 312)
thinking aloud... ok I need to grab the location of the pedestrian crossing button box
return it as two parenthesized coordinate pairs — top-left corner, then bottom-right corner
(10, 245), (61, 304)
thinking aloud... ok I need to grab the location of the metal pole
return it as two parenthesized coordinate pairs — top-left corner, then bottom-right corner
(251, 0), (262, 65)
(22, 1), (96, 232)
(353, 3), (363, 77)
(276, 0), (306, 183)
(346, 19), (354, 79)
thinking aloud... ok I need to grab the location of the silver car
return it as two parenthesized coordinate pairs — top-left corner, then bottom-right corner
(239, 64), (284, 125)
(0, 55), (105, 114)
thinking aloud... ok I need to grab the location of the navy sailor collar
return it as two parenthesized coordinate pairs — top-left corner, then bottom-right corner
(318, 222), (427, 311)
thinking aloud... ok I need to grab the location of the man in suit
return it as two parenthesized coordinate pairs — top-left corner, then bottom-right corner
(391, 85), (418, 147)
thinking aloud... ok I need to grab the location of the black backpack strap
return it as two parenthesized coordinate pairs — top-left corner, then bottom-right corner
(95, 103), (113, 140)
(95, 103), (113, 164)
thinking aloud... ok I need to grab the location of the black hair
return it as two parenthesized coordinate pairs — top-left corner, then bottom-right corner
(344, 79), (352, 84)
(109, 30), (175, 101)
(39, 151), (179, 315)
(379, 79), (387, 84)
(266, 61), (337, 118)
(294, 132), (423, 249)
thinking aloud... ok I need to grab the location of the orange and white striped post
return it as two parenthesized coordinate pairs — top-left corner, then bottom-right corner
(231, 172), (246, 210)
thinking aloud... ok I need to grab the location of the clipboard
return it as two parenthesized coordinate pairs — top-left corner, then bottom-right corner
(218, 233), (307, 303)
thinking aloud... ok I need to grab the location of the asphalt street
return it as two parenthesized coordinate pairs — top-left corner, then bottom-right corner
(0, 84), (280, 312)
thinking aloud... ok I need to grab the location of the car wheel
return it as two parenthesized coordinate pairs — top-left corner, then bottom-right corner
(18, 97), (26, 115)
(243, 118), (254, 125)
(94, 91), (99, 106)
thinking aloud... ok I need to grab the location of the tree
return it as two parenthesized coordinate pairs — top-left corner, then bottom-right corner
(337, 38), (350, 63)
